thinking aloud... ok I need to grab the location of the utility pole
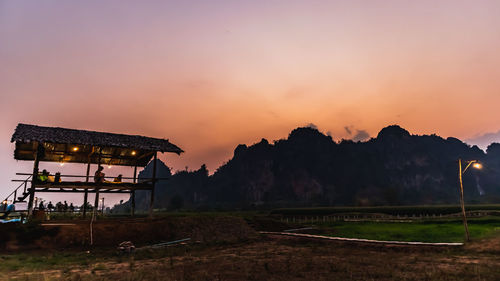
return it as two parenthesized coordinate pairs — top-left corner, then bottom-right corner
(458, 159), (470, 242)
(457, 159), (482, 242)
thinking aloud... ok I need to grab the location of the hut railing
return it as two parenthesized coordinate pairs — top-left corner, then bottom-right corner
(13, 173), (168, 182)
(3, 175), (31, 203)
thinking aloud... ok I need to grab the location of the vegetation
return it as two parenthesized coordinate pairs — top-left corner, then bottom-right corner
(115, 125), (500, 213)
(271, 204), (500, 216)
(3, 234), (500, 280)
(0, 214), (500, 280)
(313, 217), (500, 242)
(0, 251), (98, 272)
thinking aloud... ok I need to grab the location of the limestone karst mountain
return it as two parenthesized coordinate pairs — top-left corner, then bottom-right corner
(115, 125), (500, 211)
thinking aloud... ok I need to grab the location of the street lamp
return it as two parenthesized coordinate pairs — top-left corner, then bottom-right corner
(458, 159), (482, 242)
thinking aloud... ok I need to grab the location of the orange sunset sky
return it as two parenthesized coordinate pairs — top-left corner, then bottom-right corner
(1, 0), (500, 206)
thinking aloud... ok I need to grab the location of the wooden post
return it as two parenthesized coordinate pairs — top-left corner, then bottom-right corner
(83, 190), (88, 218)
(92, 149), (102, 220)
(130, 191), (136, 216)
(94, 189), (100, 217)
(149, 152), (157, 218)
(28, 142), (41, 217)
(86, 161), (91, 182)
(83, 161), (91, 218)
(131, 164), (137, 216)
(133, 165), (137, 184)
(458, 159), (470, 241)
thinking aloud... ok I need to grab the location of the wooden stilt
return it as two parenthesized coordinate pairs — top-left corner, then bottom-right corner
(83, 190), (88, 218)
(92, 149), (102, 220)
(133, 165), (137, 184)
(131, 164), (137, 216)
(86, 161), (91, 182)
(83, 161), (91, 218)
(130, 190), (135, 216)
(94, 188), (100, 215)
(28, 142), (41, 217)
(149, 152), (157, 218)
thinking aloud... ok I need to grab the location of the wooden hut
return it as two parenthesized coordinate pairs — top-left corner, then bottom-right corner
(9, 123), (183, 217)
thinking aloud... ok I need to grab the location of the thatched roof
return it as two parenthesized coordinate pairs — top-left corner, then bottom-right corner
(12, 124), (183, 153)
(11, 123), (183, 166)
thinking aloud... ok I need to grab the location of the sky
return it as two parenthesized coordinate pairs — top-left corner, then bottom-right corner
(1, 0), (500, 207)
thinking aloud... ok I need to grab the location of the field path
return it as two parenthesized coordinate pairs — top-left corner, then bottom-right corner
(260, 231), (464, 246)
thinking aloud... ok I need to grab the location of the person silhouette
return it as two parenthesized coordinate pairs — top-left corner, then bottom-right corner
(94, 166), (105, 183)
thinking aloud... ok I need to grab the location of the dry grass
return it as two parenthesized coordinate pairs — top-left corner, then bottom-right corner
(5, 234), (500, 281)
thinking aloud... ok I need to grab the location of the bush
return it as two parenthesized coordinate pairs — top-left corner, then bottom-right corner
(271, 204), (500, 216)
(169, 195), (184, 211)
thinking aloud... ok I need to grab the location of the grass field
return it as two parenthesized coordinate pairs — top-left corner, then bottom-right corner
(271, 204), (500, 216)
(1, 214), (500, 280)
(3, 235), (500, 281)
(310, 217), (500, 242)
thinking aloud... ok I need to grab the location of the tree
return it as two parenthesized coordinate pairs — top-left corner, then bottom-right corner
(169, 194), (184, 211)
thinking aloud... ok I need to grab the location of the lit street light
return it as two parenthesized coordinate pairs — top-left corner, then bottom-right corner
(473, 162), (483, 170)
(458, 159), (482, 242)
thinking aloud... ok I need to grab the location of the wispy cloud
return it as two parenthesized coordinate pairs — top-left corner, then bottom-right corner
(344, 125), (370, 142)
(353, 130), (370, 142)
(466, 130), (500, 151)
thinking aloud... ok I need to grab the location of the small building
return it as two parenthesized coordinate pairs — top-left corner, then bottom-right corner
(7, 123), (183, 217)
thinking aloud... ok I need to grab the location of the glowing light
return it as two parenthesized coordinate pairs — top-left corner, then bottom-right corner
(72, 147), (79, 151)
(60, 162), (65, 167)
(473, 163), (483, 169)
(107, 165), (112, 169)
(131, 151), (136, 156)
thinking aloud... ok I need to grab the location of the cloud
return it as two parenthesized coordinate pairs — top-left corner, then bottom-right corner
(466, 130), (500, 151)
(353, 129), (370, 142)
(343, 125), (370, 142)
(306, 123), (318, 130)
(344, 126), (352, 135)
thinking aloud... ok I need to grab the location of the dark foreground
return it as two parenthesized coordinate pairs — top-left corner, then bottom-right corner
(3, 233), (500, 281)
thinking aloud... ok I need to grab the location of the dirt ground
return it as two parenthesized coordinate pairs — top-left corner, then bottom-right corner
(2, 216), (500, 280)
(1, 216), (258, 250)
(5, 233), (500, 281)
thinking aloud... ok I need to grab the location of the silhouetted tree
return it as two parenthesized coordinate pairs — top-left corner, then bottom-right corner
(114, 124), (500, 211)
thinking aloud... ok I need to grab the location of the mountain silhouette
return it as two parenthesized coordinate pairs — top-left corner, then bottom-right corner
(115, 125), (500, 211)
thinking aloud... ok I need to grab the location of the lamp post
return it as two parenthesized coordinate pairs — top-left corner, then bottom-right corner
(458, 159), (482, 242)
